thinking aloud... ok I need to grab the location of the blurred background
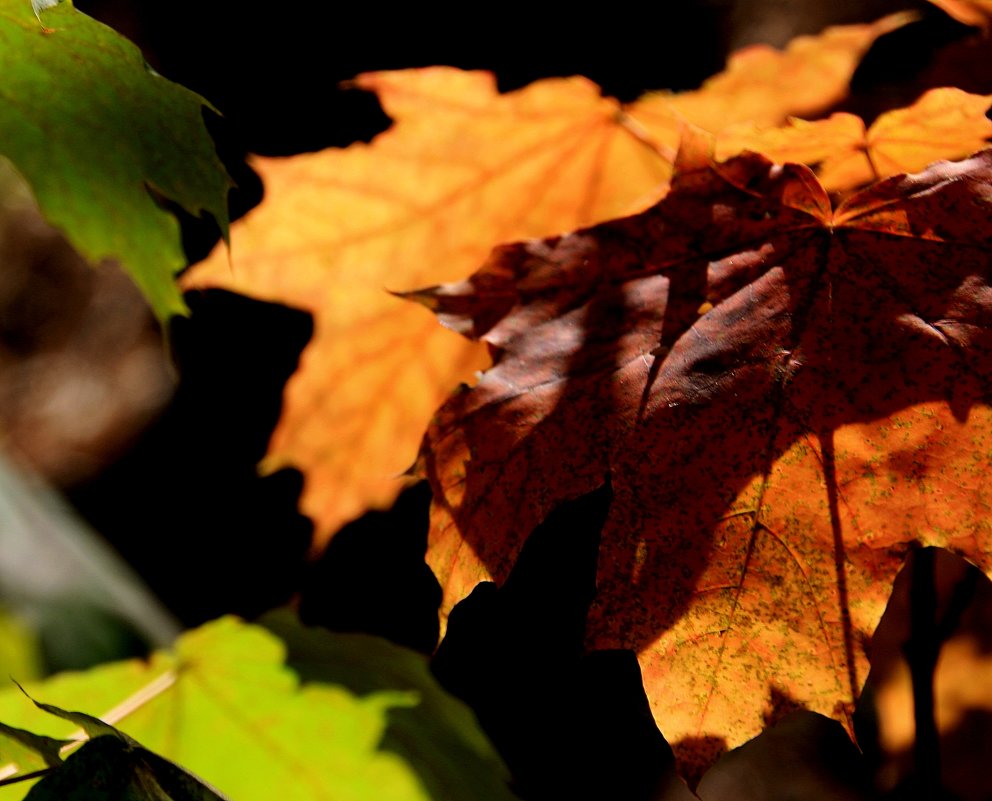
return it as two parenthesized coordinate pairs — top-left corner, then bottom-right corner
(6, 0), (961, 638)
(1, 1), (991, 797)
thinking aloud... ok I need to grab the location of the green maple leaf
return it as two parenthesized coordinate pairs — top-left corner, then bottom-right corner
(0, 0), (231, 320)
(0, 617), (516, 801)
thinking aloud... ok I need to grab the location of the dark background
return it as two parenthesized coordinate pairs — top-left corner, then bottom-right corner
(60, 0), (948, 632)
(6, 1), (989, 798)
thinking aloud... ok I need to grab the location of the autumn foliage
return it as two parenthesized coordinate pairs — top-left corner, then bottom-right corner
(183, 12), (915, 541)
(181, 4), (992, 791)
(422, 134), (992, 756)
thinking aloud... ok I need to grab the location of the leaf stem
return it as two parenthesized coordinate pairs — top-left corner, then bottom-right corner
(58, 669), (180, 762)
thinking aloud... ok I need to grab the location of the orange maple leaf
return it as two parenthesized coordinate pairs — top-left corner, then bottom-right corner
(418, 135), (992, 763)
(182, 68), (671, 544)
(716, 87), (992, 191)
(628, 12), (914, 150)
(182, 12), (908, 544)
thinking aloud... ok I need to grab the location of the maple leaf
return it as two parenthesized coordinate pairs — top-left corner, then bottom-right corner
(417, 135), (992, 761)
(182, 68), (672, 543)
(12, 686), (231, 801)
(0, 0), (231, 320)
(715, 88), (992, 192)
(182, 13), (909, 543)
(0, 616), (514, 801)
(627, 12), (914, 152)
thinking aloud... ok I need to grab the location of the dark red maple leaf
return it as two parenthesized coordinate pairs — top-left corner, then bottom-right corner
(414, 132), (992, 757)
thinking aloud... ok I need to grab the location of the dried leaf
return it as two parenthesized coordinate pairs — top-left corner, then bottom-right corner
(182, 13), (908, 541)
(418, 136), (992, 761)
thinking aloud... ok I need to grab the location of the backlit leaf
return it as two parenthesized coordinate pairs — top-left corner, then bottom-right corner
(182, 13), (906, 543)
(628, 13), (914, 151)
(716, 88), (992, 191)
(0, 617), (514, 800)
(182, 68), (671, 544)
(417, 136), (992, 765)
(0, 0), (231, 320)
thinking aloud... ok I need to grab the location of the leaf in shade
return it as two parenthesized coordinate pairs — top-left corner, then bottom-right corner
(417, 133), (992, 768)
(0, 720), (67, 785)
(23, 735), (230, 801)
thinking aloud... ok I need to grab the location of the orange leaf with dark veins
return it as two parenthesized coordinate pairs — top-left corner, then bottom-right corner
(416, 135), (992, 767)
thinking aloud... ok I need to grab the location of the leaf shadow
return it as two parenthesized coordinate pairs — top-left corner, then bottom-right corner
(427, 148), (992, 760)
(693, 710), (873, 801)
(299, 480), (441, 654)
(434, 485), (689, 801)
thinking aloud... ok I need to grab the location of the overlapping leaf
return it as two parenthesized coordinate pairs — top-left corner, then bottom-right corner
(417, 136), (992, 759)
(11, 692), (230, 801)
(182, 13), (907, 543)
(716, 88), (992, 191)
(23, 735), (228, 801)
(183, 68), (673, 542)
(0, 0), (230, 319)
(0, 721), (66, 784)
(627, 12), (913, 150)
(0, 617), (514, 801)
